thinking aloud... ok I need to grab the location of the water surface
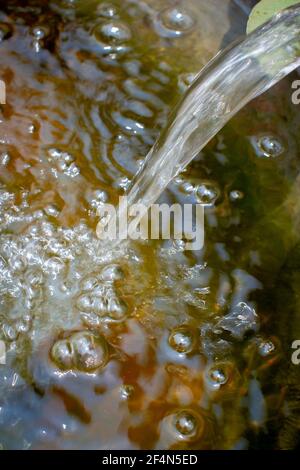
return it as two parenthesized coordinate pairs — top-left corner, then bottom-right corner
(0, 0), (300, 450)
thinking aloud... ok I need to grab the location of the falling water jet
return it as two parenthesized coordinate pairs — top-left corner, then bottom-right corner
(111, 5), (300, 240)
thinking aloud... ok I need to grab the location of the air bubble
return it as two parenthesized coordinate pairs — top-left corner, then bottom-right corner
(210, 368), (227, 384)
(92, 297), (106, 315)
(30, 26), (50, 53)
(15, 320), (30, 334)
(33, 210), (44, 220)
(31, 26), (49, 40)
(169, 326), (196, 354)
(97, 3), (118, 18)
(158, 8), (195, 37)
(258, 338), (276, 357)
(0, 153), (11, 166)
(80, 276), (100, 291)
(10, 256), (27, 273)
(196, 182), (220, 206)
(76, 294), (94, 312)
(47, 148), (80, 177)
(258, 135), (284, 157)
(100, 264), (124, 282)
(230, 190), (244, 201)
(93, 21), (132, 49)
(180, 181), (195, 194)
(28, 124), (37, 134)
(44, 204), (60, 218)
(174, 410), (198, 436)
(50, 339), (74, 371)
(89, 190), (108, 210)
(60, 161), (80, 177)
(80, 312), (99, 328)
(251, 135), (285, 158)
(94, 189), (108, 202)
(44, 257), (65, 277)
(204, 361), (237, 394)
(106, 297), (128, 320)
(120, 384), (135, 400)
(71, 331), (109, 372)
(115, 176), (131, 191)
(205, 362), (229, 390)
(77, 284), (128, 322)
(167, 409), (205, 443)
(2, 324), (18, 341)
(41, 222), (55, 237)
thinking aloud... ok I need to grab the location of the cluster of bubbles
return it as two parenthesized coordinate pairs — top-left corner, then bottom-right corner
(176, 176), (221, 206)
(76, 264), (128, 325)
(47, 148), (80, 178)
(50, 331), (109, 372)
(196, 182), (221, 206)
(175, 174), (243, 210)
(0, 183), (131, 356)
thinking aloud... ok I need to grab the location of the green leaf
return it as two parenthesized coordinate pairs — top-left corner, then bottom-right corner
(247, 0), (299, 33)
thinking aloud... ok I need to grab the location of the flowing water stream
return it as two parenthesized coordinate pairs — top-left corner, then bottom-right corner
(125, 5), (300, 213)
(1, 0), (300, 450)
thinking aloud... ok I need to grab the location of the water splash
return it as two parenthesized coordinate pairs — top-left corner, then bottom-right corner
(125, 6), (300, 214)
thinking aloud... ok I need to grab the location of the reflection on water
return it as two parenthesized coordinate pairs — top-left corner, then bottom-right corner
(125, 4), (300, 216)
(0, 0), (300, 450)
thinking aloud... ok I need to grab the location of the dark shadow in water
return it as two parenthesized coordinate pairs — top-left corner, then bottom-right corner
(221, 0), (259, 48)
